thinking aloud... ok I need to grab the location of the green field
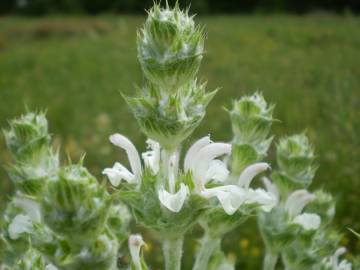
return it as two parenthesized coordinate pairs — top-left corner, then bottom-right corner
(0, 15), (359, 268)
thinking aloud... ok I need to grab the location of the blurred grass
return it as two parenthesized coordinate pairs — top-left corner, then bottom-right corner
(0, 14), (359, 269)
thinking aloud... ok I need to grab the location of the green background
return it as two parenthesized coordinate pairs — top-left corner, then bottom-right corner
(0, 15), (359, 269)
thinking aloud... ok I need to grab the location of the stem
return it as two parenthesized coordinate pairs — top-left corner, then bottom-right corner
(163, 235), (184, 270)
(193, 233), (221, 270)
(263, 250), (278, 270)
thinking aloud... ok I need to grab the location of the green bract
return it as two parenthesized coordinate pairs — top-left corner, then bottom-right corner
(124, 80), (216, 150)
(118, 169), (207, 235)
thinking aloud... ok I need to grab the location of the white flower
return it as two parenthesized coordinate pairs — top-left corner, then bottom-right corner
(8, 214), (33, 240)
(185, 136), (231, 192)
(202, 185), (246, 215)
(158, 183), (189, 213)
(205, 160), (229, 183)
(322, 247), (352, 270)
(285, 189), (321, 230)
(129, 234), (146, 270)
(246, 188), (277, 212)
(103, 134), (142, 185)
(201, 162), (275, 215)
(103, 134), (162, 187)
(103, 162), (136, 186)
(293, 213), (321, 230)
(142, 139), (160, 174)
(184, 137), (275, 215)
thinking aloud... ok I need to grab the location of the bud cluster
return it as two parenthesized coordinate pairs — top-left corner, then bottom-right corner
(274, 133), (317, 190)
(0, 112), (130, 270)
(3, 112), (59, 195)
(229, 93), (274, 174)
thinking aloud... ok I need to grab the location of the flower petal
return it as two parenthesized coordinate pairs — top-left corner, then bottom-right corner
(158, 184), (189, 213)
(202, 185), (246, 215)
(285, 189), (316, 217)
(205, 160), (229, 183)
(293, 213), (321, 230)
(102, 162), (136, 186)
(142, 139), (160, 174)
(109, 134), (142, 179)
(238, 162), (270, 188)
(262, 177), (279, 203)
(8, 214), (33, 240)
(246, 188), (277, 212)
(184, 136), (212, 172)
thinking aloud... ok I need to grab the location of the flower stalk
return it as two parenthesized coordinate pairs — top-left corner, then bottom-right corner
(193, 232), (221, 270)
(162, 234), (184, 270)
(263, 251), (278, 270)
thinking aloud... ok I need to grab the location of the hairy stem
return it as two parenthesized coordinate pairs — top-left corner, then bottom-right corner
(263, 250), (278, 270)
(163, 235), (184, 270)
(193, 232), (221, 270)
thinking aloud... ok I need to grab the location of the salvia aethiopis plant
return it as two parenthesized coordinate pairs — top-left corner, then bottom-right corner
(1, 3), (359, 270)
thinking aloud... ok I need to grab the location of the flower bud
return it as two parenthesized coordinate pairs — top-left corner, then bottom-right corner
(41, 164), (111, 243)
(4, 112), (50, 160)
(229, 93), (274, 174)
(137, 3), (204, 90)
(4, 112), (59, 196)
(275, 133), (317, 189)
